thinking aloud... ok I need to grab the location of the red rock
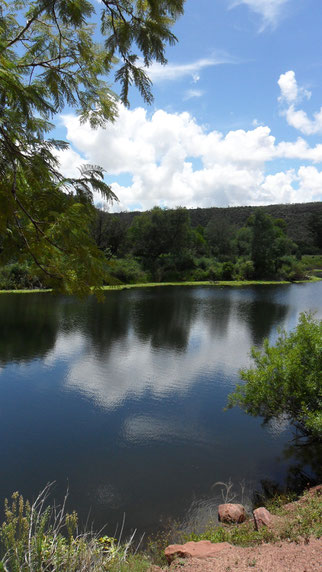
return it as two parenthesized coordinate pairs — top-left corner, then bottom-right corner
(164, 540), (231, 563)
(218, 503), (246, 524)
(253, 507), (272, 530)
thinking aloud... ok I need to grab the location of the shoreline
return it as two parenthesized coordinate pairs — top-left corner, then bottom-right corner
(0, 276), (320, 295)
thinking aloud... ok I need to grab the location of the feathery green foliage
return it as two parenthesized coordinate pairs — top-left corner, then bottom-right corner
(0, 0), (184, 294)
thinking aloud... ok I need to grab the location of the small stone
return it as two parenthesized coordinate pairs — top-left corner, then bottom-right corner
(253, 507), (272, 530)
(218, 503), (246, 524)
(164, 540), (231, 563)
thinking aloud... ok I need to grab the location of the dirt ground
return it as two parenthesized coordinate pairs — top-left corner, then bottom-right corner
(167, 536), (322, 571)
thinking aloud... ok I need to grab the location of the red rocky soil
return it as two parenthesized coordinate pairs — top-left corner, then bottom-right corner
(151, 486), (322, 572)
(167, 537), (322, 571)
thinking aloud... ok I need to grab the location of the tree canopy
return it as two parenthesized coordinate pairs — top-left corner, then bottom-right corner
(228, 313), (322, 439)
(0, 0), (184, 295)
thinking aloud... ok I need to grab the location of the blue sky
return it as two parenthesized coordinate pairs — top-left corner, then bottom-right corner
(57, 0), (322, 211)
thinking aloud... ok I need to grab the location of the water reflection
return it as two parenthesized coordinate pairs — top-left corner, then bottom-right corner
(237, 297), (288, 345)
(0, 283), (321, 533)
(131, 289), (197, 351)
(282, 437), (322, 491)
(60, 310), (254, 410)
(0, 294), (59, 364)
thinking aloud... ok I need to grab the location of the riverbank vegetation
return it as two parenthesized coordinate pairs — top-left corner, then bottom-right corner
(0, 486), (150, 572)
(228, 312), (322, 440)
(1, 204), (322, 292)
(92, 204), (322, 286)
(183, 487), (322, 548)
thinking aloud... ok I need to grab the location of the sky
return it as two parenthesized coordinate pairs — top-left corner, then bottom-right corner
(56, 0), (322, 212)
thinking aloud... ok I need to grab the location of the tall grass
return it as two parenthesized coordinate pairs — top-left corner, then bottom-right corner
(0, 485), (149, 572)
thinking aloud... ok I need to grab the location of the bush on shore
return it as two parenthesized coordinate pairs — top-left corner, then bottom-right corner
(228, 312), (322, 439)
(0, 263), (44, 291)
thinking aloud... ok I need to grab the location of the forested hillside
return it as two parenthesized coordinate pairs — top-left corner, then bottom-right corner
(98, 201), (322, 254)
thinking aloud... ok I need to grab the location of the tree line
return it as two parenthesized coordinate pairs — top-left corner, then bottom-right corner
(2, 201), (321, 289)
(91, 205), (317, 285)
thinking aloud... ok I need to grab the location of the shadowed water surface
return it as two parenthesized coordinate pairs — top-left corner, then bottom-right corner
(0, 283), (321, 534)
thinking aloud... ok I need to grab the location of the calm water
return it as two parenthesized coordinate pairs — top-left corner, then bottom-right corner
(0, 283), (321, 534)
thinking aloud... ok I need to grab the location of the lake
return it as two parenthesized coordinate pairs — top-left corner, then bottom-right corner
(0, 282), (321, 535)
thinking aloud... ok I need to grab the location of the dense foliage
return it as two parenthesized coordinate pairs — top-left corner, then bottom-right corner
(228, 313), (322, 439)
(0, 0), (184, 295)
(99, 201), (322, 255)
(91, 206), (310, 284)
(3, 202), (320, 288)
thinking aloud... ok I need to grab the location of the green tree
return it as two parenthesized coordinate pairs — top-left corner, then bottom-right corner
(309, 212), (322, 251)
(247, 211), (295, 278)
(228, 313), (322, 439)
(93, 211), (127, 257)
(206, 216), (236, 258)
(128, 206), (193, 279)
(192, 225), (209, 256)
(129, 207), (170, 261)
(0, 0), (184, 294)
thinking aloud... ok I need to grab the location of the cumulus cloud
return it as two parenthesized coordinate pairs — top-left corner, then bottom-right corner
(278, 70), (299, 104)
(55, 147), (87, 178)
(278, 70), (322, 135)
(60, 102), (322, 211)
(278, 70), (311, 105)
(284, 106), (322, 136)
(231, 0), (290, 29)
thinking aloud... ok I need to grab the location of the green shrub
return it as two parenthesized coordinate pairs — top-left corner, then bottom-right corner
(0, 263), (43, 290)
(108, 257), (148, 284)
(233, 259), (255, 280)
(191, 268), (211, 281)
(277, 256), (306, 281)
(222, 261), (234, 280)
(228, 313), (322, 438)
(208, 262), (223, 281)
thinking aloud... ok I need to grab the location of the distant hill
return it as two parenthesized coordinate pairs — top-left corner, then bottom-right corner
(102, 202), (322, 253)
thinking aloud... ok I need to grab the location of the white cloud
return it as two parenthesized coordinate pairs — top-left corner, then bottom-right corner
(285, 106), (322, 136)
(59, 101), (322, 211)
(183, 89), (204, 100)
(278, 70), (322, 135)
(278, 70), (299, 104)
(144, 53), (235, 83)
(55, 147), (87, 178)
(231, 0), (290, 29)
(278, 70), (311, 105)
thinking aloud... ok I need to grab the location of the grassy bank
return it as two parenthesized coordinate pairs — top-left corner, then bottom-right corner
(0, 276), (320, 295)
(0, 288), (53, 294)
(101, 276), (321, 291)
(183, 488), (322, 548)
